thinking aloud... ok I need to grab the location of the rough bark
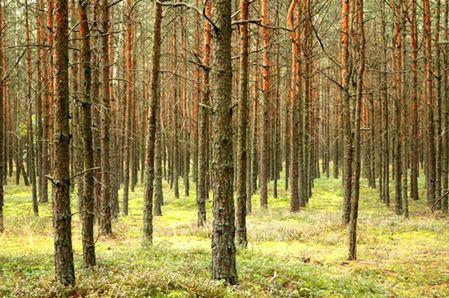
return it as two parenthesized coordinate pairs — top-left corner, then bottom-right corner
(197, 0), (211, 227)
(53, 0), (75, 285)
(236, 0), (249, 248)
(143, 1), (162, 244)
(259, 0), (271, 209)
(211, 0), (238, 285)
(99, 0), (112, 235)
(341, 0), (352, 224)
(78, 0), (96, 267)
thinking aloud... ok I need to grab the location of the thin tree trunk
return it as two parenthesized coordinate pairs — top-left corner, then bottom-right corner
(0, 0), (4, 233)
(99, 0), (112, 235)
(197, 0), (211, 227)
(236, 0), (250, 248)
(423, 0), (436, 207)
(260, 0), (271, 209)
(348, 0), (365, 261)
(341, 0), (352, 224)
(25, 0), (39, 217)
(78, 0), (96, 267)
(143, 1), (162, 244)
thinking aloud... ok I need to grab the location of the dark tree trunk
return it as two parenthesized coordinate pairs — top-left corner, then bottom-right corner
(348, 0), (365, 260)
(25, 0), (39, 217)
(53, 0), (75, 285)
(210, 0), (238, 285)
(341, 0), (352, 224)
(260, 0), (271, 209)
(288, 0), (299, 213)
(78, 0), (96, 267)
(0, 0), (4, 233)
(423, 0), (436, 207)
(99, 0), (112, 236)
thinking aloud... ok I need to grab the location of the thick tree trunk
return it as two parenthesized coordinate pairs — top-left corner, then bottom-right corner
(211, 0), (238, 285)
(53, 0), (75, 285)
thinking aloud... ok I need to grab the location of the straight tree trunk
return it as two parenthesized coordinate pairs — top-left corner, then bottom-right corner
(288, 0), (299, 213)
(122, 0), (133, 215)
(211, 0), (238, 285)
(442, 0), (449, 213)
(410, 0), (419, 201)
(78, 0), (96, 267)
(423, 0), (436, 207)
(53, 0), (75, 285)
(236, 0), (249, 248)
(197, 0), (212, 227)
(348, 0), (365, 260)
(0, 0), (4, 233)
(25, 0), (39, 217)
(143, 1), (162, 244)
(260, 0), (271, 209)
(99, 0), (112, 235)
(341, 0), (352, 224)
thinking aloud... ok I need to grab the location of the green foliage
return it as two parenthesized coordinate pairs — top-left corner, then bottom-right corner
(0, 175), (448, 297)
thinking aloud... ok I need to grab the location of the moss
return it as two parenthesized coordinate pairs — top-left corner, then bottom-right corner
(0, 174), (448, 297)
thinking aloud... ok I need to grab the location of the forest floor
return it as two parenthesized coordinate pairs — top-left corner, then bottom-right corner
(1, 175), (449, 297)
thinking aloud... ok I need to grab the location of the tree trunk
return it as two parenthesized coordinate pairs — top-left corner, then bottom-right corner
(410, 0), (419, 201)
(53, 0), (75, 285)
(423, 0), (436, 207)
(143, 1), (162, 244)
(0, 0), (4, 233)
(197, 0), (212, 227)
(288, 0), (299, 213)
(236, 0), (249, 248)
(25, 0), (39, 217)
(78, 0), (96, 267)
(211, 0), (238, 285)
(348, 0), (365, 261)
(98, 0), (113, 235)
(341, 0), (352, 224)
(260, 0), (271, 209)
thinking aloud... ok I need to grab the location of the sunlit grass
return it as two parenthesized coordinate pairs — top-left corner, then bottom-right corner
(1, 171), (449, 297)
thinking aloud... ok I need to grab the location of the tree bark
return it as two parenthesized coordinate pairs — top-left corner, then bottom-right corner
(143, 1), (163, 244)
(78, 0), (96, 268)
(53, 0), (75, 285)
(197, 0), (212, 227)
(341, 0), (352, 224)
(211, 0), (238, 285)
(259, 0), (271, 209)
(236, 0), (250, 248)
(99, 0), (113, 235)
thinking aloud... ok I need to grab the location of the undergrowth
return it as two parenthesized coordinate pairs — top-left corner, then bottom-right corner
(1, 174), (448, 297)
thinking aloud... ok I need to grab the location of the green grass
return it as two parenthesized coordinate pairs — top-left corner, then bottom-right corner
(1, 174), (449, 297)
